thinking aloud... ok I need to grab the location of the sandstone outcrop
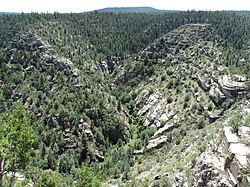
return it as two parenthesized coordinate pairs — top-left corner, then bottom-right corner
(194, 151), (232, 187)
(24, 32), (80, 74)
(146, 135), (170, 150)
(209, 86), (226, 105)
(134, 135), (170, 154)
(222, 126), (250, 186)
(153, 123), (174, 138)
(218, 75), (247, 98)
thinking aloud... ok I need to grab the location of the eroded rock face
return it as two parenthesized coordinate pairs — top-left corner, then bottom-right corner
(91, 61), (110, 75)
(194, 151), (232, 187)
(135, 89), (177, 128)
(43, 54), (73, 71)
(194, 125), (250, 187)
(198, 73), (248, 105)
(153, 123), (174, 138)
(218, 75), (247, 98)
(25, 32), (48, 48)
(146, 135), (170, 150)
(209, 86), (226, 105)
(137, 91), (162, 117)
(194, 75), (210, 92)
(24, 32), (80, 75)
(222, 126), (250, 186)
(143, 103), (163, 127)
(134, 135), (170, 154)
(222, 126), (250, 167)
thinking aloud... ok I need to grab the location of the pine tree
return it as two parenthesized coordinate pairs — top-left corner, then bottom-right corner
(0, 101), (35, 187)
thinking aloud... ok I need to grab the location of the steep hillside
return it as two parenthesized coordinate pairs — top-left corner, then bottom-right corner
(1, 30), (130, 165)
(105, 24), (249, 186)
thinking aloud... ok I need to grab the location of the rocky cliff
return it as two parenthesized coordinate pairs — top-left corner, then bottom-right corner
(108, 23), (249, 186)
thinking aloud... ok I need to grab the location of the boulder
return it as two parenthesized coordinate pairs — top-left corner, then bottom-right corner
(153, 123), (174, 138)
(94, 150), (104, 162)
(209, 86), (226, 105)
(218, 75), (247, 98)
(143, 103), (162, 127)
(138, 92), (161, 116)
(146, 135), (169, 150)
(194, 151), (232, 187)
(72, 68), (79, 77)
(133, 149), (144, 155)
(222, 126), (250, 186)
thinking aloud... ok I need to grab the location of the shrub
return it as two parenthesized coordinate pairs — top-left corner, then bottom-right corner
(76, 163), (101, 187)
(183, 102), (188, 109)
(167, 96), (173, 104)
(229, 113), (242, 135)
(184, 93), (191, 102)
(35, 171), (58, 187)
(208, 103), (213, 111)
(161, 75), (167, 82)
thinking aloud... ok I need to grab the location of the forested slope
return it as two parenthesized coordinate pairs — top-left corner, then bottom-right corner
(0, 11), (250, 186)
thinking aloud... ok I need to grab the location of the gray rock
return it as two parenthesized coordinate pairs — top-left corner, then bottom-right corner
(218, 75), (247, 98)
(146, 135), (169, 150)
(195, 75), (210, 91)
(133, 149), (144, 155)
(144, 103), (162, 127)
(209, 86), (226, 105)
(135, 89), (150, 109)
(153, 123), (174, 138)
(223, 126), (250, 168)
(43, 54), (73, 71)
(138, 92), (161, 116)
(194, 151), (231, 187)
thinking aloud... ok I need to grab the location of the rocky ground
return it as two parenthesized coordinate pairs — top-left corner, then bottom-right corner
(2, 23), (249, 187)
(106, 24), (249, 186)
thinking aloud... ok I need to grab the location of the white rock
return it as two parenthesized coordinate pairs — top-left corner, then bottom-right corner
(198, 151), (224, 171)
(229, 143), (250, 156)
(153, 124), (174, 138)
(138, 93), (161, 116)
(146, 135), (169, 150)
(234, 154), (248, 168)
(239, 126), (250, 140)
(224, 127), (239, 143)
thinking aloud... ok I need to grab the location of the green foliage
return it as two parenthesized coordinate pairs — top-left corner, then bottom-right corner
(0, 101), (35, 187)
(167, 96), (173, 104)
(75, 163), (101, 187)
(35, 171), (57, 187)
(229, 113), (242, 134)
(161, 75), (167, 82)
(208, 103), (213, 111)
(243, 113), (250, 127)
(184, 93), (191, 102)
(0, 10), (250, 187)
(0, 90), (3, 101)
